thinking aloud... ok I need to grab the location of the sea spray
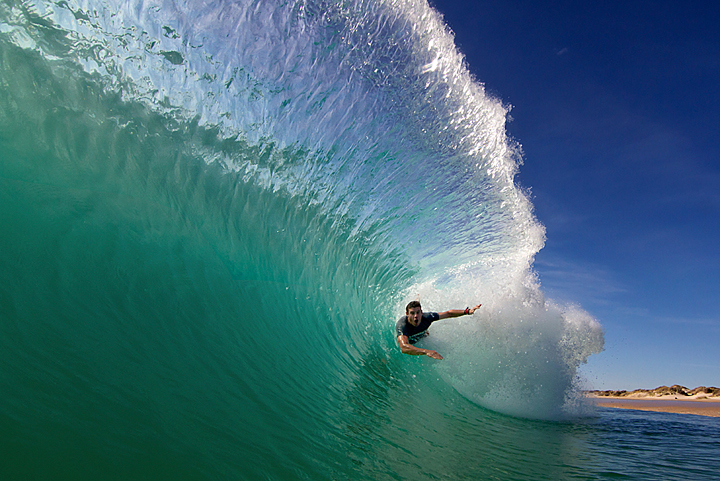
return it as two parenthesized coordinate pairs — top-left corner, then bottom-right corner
(402, 265), (604, 419)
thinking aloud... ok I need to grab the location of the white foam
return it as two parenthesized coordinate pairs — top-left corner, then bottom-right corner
(402, 269), (605, 420)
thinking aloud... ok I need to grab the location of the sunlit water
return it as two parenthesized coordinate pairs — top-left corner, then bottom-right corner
(1, 0), (715, 479)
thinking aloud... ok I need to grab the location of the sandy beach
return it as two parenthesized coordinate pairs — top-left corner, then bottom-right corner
(586, 391), (720, 417)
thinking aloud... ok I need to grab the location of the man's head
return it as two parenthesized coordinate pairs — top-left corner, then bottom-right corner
(405, 300), (422, 326)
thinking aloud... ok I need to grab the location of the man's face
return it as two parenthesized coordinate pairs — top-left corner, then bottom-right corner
(407, 306), (422, 326)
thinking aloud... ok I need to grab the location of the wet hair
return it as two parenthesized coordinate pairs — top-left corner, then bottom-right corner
(405, 300), (422, 313)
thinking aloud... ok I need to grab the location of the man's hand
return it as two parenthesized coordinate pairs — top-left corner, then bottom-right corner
(397, 335), (443, 360)
(425, 350), (443, 360)
(467, 304), (482, 314)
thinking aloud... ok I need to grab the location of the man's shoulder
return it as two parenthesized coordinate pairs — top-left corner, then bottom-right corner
(396, 316), (409, 335)
(424, 312), (439, 321)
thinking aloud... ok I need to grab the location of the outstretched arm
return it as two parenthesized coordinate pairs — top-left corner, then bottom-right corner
(397, 335), (443, 360)
(437, 303), (482, 320)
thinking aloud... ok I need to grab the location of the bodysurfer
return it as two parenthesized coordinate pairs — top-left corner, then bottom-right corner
(396, 300), (482, 360)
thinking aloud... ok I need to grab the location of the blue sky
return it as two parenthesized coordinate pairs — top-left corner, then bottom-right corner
(430, 0), (720, 390)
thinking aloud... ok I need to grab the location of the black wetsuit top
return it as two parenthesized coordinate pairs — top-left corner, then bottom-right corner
(395, 312), (440, 344)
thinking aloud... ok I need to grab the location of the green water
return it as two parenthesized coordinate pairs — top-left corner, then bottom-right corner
(5, 1), (714, 480)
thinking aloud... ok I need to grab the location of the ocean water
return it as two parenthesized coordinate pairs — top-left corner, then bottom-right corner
(1, 0), (718, 479)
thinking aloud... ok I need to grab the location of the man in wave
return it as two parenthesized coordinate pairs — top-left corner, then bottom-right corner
(396, 300), (482, 360)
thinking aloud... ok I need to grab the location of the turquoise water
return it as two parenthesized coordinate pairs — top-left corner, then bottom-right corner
(1, 0), (717, 479)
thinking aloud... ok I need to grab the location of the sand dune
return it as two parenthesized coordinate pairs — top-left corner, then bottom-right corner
(586, 385), (720, 400)
(585, 386), (720, 417)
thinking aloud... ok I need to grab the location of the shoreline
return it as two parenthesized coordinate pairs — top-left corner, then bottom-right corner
(586, 394), (720, 417)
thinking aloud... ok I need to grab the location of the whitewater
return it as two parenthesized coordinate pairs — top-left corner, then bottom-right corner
(2, 0), (718, 480)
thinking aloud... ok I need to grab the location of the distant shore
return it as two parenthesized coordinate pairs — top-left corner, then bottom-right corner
(584, 385), (720, 417)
